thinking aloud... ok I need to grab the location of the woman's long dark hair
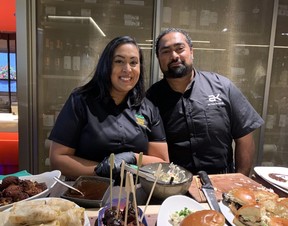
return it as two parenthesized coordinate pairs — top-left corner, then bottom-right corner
(78, 36), (145, 106)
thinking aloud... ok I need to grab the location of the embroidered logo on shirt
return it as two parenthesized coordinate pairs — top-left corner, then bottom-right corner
(135, 114), (145, 126)
(208, 94), (224, 106)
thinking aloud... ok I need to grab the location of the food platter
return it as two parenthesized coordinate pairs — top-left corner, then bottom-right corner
(219, 201), (235, 226)
(2, 197), (90, 226)
(61, 176), (112, 208)
(157, 195), (205, 226)
(97, 198), (148, 226)
(0, 170), (61, 211)
(254, 166), (288, 192)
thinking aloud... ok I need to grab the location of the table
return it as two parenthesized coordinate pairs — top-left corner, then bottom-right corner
(48, 173), (287, 226)
(49, 182), (209, 226)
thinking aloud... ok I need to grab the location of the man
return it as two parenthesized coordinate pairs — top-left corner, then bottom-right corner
(146, 28), (264, 176)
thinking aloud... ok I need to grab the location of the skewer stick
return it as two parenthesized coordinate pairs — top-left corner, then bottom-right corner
(124, 171), (130, 226)
(129, 173), (139, 226)
(140, 163), (162, 222)
(116, 160), (125, 219)
(109, 153), (115, 209)
(135, 152), (143, 192)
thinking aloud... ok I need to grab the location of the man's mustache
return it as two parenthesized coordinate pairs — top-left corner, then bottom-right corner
(168, 59), (183, 67)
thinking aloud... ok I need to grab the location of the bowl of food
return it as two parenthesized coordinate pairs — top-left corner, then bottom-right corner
(139, 163), (193, 200)
(61, 176), (113, 208)
(0, 170), (61, 211)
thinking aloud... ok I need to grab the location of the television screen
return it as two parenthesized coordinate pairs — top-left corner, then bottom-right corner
(0, 52), (16, 92)
(0, 80), (16, 92)
(0, 52), (16, 79)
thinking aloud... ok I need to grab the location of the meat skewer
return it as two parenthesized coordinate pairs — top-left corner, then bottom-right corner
(140, 163), (162, 222)
(109, 153), (115, 210)
(116, 160), (125, 220)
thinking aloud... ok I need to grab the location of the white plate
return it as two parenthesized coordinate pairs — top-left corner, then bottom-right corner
(0, 170), (61, 211)
(3, 197), (90, 226)
(254, 166), (288, 191)
(219, 201), (235, 226)
(157, 195), (205, 226)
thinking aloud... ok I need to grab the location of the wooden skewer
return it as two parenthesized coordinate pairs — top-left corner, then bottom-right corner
(135, 152), (143, 192)
(140, 163), (162, 222)
(116, 160), (125, 219)
(124, 171), (130, 226)
(129, 173), (139, 226)
(109, 153), (115, 209)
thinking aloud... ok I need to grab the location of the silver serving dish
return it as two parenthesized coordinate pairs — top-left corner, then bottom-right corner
(139, 163), (193, 200)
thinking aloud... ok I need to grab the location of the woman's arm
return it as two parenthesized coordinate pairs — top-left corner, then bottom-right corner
(49, 141), (97, 179)
(136, 141), (169, 165)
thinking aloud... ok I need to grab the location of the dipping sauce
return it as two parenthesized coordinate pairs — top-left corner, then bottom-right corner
(268, 173), (288, 183)
(65, 179), (110, 200)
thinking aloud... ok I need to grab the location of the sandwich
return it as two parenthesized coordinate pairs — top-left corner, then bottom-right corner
(180, 210), (225, 226)
(233, 204), (266, 226)
(222, 187), (256, 215)
(266, 216), (288, 226)
(254, 189), (279, 213)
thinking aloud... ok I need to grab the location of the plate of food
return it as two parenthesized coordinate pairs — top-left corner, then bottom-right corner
(0, 170), (61, 211)
(157, 195), (205, 226)
(0, 197), (90, 226)
(254, 166), (288, 191)
(97, 198), (148, 226)
(220, 186), (288, 226)
(61, 176), (113, 208)
(219, 201), (235, 226)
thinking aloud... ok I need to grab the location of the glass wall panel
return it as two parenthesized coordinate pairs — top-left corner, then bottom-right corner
(263, 0), (288, 166)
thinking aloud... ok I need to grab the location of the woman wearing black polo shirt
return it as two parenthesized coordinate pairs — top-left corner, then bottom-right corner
(48, 36), (169, 180)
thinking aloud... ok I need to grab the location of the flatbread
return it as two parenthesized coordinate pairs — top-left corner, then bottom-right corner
(0, 198), (85, 226)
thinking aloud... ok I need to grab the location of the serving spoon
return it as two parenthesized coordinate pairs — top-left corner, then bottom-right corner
(53, 176), (85, 196)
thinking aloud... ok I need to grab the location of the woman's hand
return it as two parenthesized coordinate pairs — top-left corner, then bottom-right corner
(95, 152), (136, 178)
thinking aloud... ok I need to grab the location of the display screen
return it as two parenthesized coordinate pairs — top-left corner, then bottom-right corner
(0, 52), (16, 92)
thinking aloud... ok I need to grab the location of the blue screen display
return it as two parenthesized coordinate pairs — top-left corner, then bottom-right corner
(0, 52), (16, 92)
(0, 80), (16, 92)
(0, 52), (16, 80)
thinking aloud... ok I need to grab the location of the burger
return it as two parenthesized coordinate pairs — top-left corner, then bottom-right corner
(222, 187), (256, 215)
(254, 189), (279, 212)
(232, 204), (266, 226)
(278, 197), (288, 207)
(266, 216), (288, 226)
(180, 210), (225, 226)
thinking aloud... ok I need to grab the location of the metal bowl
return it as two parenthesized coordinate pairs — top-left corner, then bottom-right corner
(139, 163), (193, 200)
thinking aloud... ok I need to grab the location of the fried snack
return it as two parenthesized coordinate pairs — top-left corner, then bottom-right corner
(0, 176), (47, 207)
(0, 198), (85, 226)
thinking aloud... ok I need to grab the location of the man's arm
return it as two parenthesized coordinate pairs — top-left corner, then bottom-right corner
(234, 133), (256, 176)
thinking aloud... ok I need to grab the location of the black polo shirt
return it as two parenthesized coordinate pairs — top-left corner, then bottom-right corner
(146, 69), (264, 174)
(49, 91), (166, 162)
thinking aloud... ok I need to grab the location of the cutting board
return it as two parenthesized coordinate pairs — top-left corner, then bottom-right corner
(189, 173), (265, 203)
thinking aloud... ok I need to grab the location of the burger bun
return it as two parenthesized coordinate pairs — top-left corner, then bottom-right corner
(180, 210), (225, 226)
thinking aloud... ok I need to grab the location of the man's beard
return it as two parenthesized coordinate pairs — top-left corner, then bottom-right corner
(162, 61), (193, 79)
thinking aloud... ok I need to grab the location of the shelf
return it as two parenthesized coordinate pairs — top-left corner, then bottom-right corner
(41, 74), (86, 80)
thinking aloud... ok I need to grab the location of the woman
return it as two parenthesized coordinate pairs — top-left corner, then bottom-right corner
(49, 36), (169, 180)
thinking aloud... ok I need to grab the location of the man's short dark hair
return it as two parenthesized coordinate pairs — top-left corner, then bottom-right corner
(155, 28), (193, 57)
